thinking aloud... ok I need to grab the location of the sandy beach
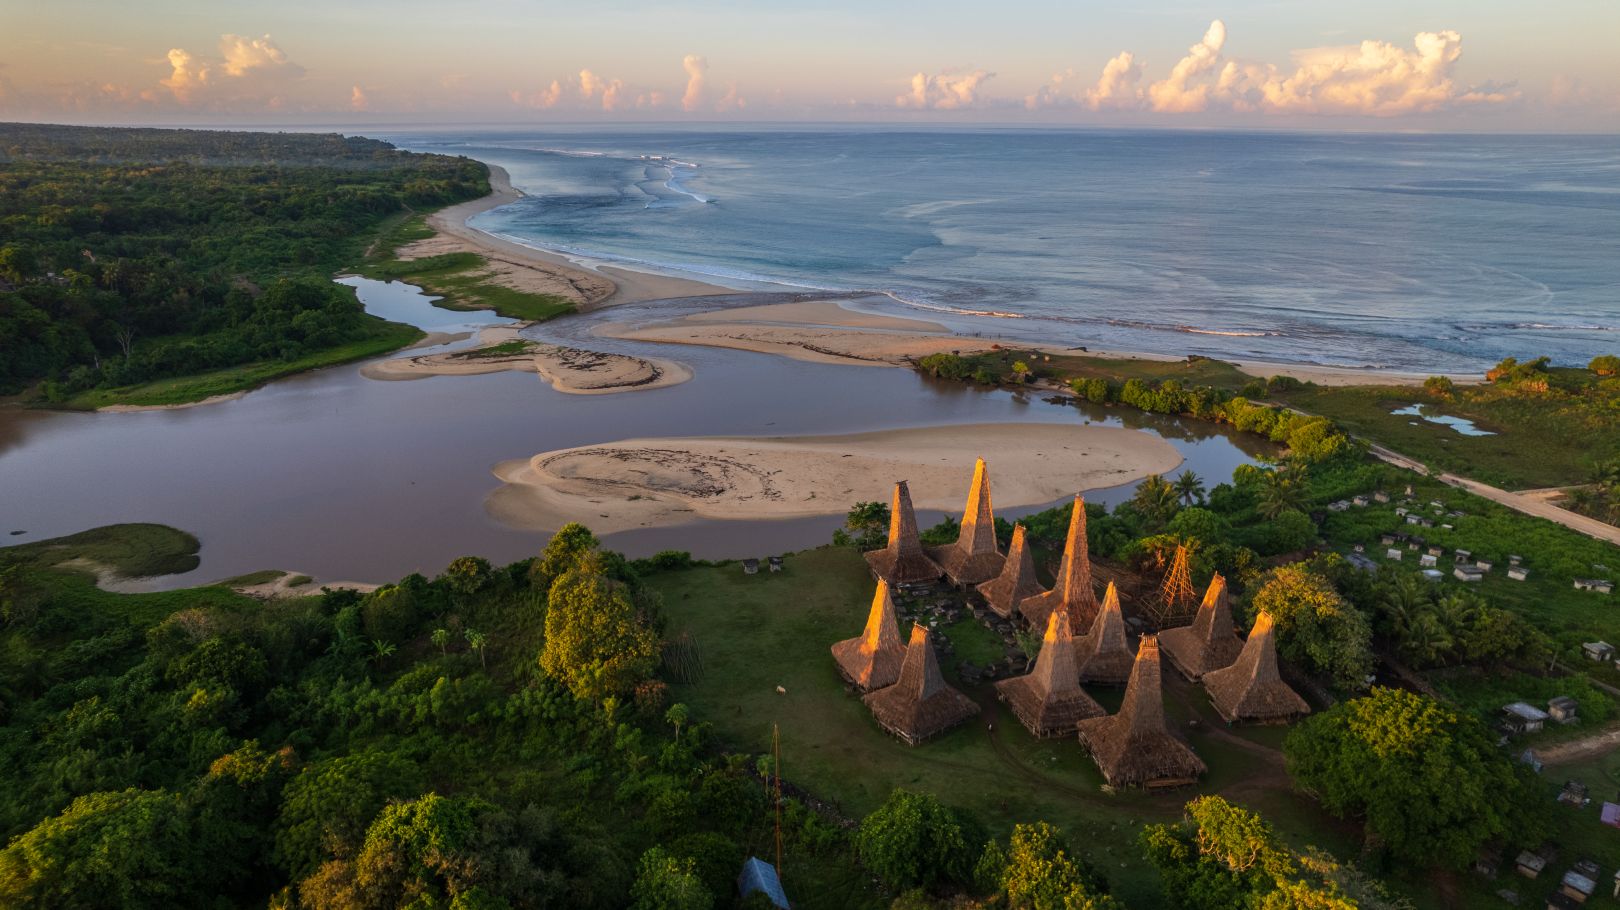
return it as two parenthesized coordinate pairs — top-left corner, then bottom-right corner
(424, 165), (732, 308)
(360, 326), (691, 394)
(485, 422), (1182, 534)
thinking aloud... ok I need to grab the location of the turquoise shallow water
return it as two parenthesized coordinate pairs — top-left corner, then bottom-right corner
(388, 127), (1620, 373)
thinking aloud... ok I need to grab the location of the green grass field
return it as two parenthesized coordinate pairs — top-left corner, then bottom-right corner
(0, 523), (201, 579)
(360, 230), (575, 323)
(644, 546), (1365, 907)
(61, 320), (423, 410)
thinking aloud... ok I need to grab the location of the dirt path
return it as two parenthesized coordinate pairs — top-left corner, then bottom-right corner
(1537, 723), (1620, 766)
(1367, 444), (1620, 547)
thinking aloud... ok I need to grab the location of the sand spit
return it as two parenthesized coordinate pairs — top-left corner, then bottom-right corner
(486, 422), (1182, 534)
(361, 327), (690, 394)
(98, 391), (249, 414)
(229, 570), (378, 599)
(426, 165), (733, 309)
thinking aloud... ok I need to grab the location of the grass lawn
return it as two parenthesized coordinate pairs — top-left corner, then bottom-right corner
(1278, 381), (1619, 491)
(1, 523), (201, 579)
(361, 243), (575, 323)
(952, 347), (1258, 393)
(61, 320), (423, 410)
(645, 546), (1365, 907)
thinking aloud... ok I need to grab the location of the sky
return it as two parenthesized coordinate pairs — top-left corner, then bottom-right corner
(2, 0), (1617, 130)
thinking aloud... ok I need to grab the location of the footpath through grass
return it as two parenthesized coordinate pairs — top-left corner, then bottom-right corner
(644, 546), (1359, 907)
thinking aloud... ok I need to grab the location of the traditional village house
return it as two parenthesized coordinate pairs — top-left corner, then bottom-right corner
(865, 480), (943, 586)
(1159, 574), (1243, 681)
(1201, 612), (1310, 724)
(830, 579), (907, 692)
(1075, 635), (1206, 789)
(977, 523), (1044, 620)
(994, 609), (1104, 737)
(1018, 496), (1100, 632)
(931, 458), (1005, 587)
(862, 625), (979, 745)
(1075, 582), (1134, 686)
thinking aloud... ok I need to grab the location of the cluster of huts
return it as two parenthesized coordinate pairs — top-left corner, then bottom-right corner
(829, 459), (1311, 789)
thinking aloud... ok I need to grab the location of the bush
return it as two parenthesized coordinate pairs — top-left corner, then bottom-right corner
(854, 789), (977, 892)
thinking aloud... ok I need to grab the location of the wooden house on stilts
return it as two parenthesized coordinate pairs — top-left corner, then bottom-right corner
(1202, 612), (1310, 725)
(1018, 496), (1101, 633)
(830, 579), (907, 692)
(1158, 574), (1242, 681)
(864, 481), (943, 587)
(931, 458), (1005, 587)
(862, 625), (979, 746)
(976, 523), (1042, 620)
(1076, 582), (1134, 686)
(1075, 635), (1206, 789)
(994, 609), (1104, 737)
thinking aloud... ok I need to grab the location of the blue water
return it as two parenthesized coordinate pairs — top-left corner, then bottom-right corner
(385, 128), (1620, 373)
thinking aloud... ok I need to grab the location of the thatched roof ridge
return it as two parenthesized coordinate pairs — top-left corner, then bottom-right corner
(831, 579), (907, 691)
(1018, 496), (1100, 632)
(994, 609), (1104, 737)
(1159, 573), (1243, 681)
(932, 459), (1005, 586)
(976, 524), (1043, 619)
(865, 481), (943, 586)
(1202, 612), (1310, 724)
(1076, 582), (1134, 686)
(1075, 635), (1206, 789)
(863, 625), (979, 745)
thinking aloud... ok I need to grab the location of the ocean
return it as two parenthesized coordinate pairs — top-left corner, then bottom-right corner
(386, 127), (1620, 372)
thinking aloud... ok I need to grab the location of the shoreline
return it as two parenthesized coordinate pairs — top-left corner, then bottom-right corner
(360, 325), (692, 394)
(486, 422), (1183, 535)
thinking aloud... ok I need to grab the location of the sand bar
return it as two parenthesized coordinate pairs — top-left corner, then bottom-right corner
(486, 422), (1182, 534)
(361, 327), (690, 394)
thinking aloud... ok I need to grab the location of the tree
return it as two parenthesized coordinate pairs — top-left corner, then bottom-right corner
(1422, 375), (1455, 397)
(1173, 471), (1206, 506)
(629, 847), (713, 910)
(464, 629), (488, 670)
(441, 556), (494, 599)
(981, 821), (1119, 909)
(0, 788), (195, 908)
(1166, 507), (1230, 548)
(1256, 467), (1307, 520)
(530, 523), (600, 592)
(274, 750), (422, 879)
(665, 703), (689, 740)
(1011, 360), (1032, 381)
(1284, 688), (1544, 869)
(432, 628), (452, 656)
(540, 553), (660, 700)
(1249, 566), (1373, 690)
(854, 789), (976, 892)
(833, 501), (890, 551)
(1590, 355), (1620, 377)
(1131, 474), (1180, 530)
(306, 793), (490, 910)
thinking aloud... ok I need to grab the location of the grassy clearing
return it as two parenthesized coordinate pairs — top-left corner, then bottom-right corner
(0, 523), (201, 579)
(644, 546), (1362, 907)
(60, 320), (422, 410)
(359, 232), (575, 324)
(215, 569), (288, 587)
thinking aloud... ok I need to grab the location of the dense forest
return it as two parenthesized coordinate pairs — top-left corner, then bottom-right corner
(0, 123), (487, 399)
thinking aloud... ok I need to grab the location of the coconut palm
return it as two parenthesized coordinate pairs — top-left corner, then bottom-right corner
(1257, 468), (1307, 520)
(1400, 611), (1454, 668)
(1377, 574), (1430, 638)
(1131, 474), (1180, 528)
(1173, 470), (1206, 506)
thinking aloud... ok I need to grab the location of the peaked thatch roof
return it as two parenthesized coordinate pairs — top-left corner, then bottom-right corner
(1076, 582), (1134, 686)
(1018, 496), (1100, 632)
(1202, 612), (1310, 725)
(865, 481), (943, 586)
(831, 579), (907, 692)
(1159, 574), (1243, 681)
(1075, 635), (1206, 789)
(863, 625), (979, 745)
(931, 459), (1005, 587)
(976, 523), (1043, 619)
(994, 609), (1104, 737)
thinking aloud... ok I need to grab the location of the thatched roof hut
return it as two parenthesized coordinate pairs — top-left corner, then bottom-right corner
(976, 523), (1043, 619)
(1076, 582), (1134, 686)
(864, 481), (943, 586)
(1018, 496), (1100, 632)
(931, 459), (1005, 587)
(863, 625), (980, 746)
(831, 579), (907, 692)
(1202, 612), (1309, 725)
(994, 609), (1104, 737)
(1075, 635), (1206, 789)
(1159, 574), (1242, 681)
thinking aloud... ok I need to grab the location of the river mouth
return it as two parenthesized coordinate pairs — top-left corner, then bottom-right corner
(0, 278), (1270, 590)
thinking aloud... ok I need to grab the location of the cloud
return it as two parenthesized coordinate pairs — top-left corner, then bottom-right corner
(1031, 20), (1510, 119)
(897, 69), (994, 109)
(350, 85), (368, 112)
(682, 54), (708, 112)
(159, 34), (303, 106)
(1147, 19), (1227, 113)
(716, 84), (746, 112)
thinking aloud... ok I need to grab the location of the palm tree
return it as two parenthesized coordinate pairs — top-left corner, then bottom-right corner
(1131, 474), (1180, 528)
(1400, 611), (1454, 668)
(464, 629), (488, 671)
(369, 640), (397, 664)
(431, 628), (451, 656)
(1173, 471), (1206, 506)
(1377, 574), (1429, 638)
(1257, 468), (1306, 519)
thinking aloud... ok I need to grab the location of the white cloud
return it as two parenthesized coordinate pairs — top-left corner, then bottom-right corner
(716, 83), (747, 112)
(1147, 19), (1227, 113)
(897, 69), (994, 109)
(350, 85), (368, 112)
(682, 54), (707, 112)
(159, 34), (303, 106)
(1027, 51), (1143, 111)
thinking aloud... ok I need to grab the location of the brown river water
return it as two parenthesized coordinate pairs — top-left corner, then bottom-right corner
(0, 278), (1269, 589)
